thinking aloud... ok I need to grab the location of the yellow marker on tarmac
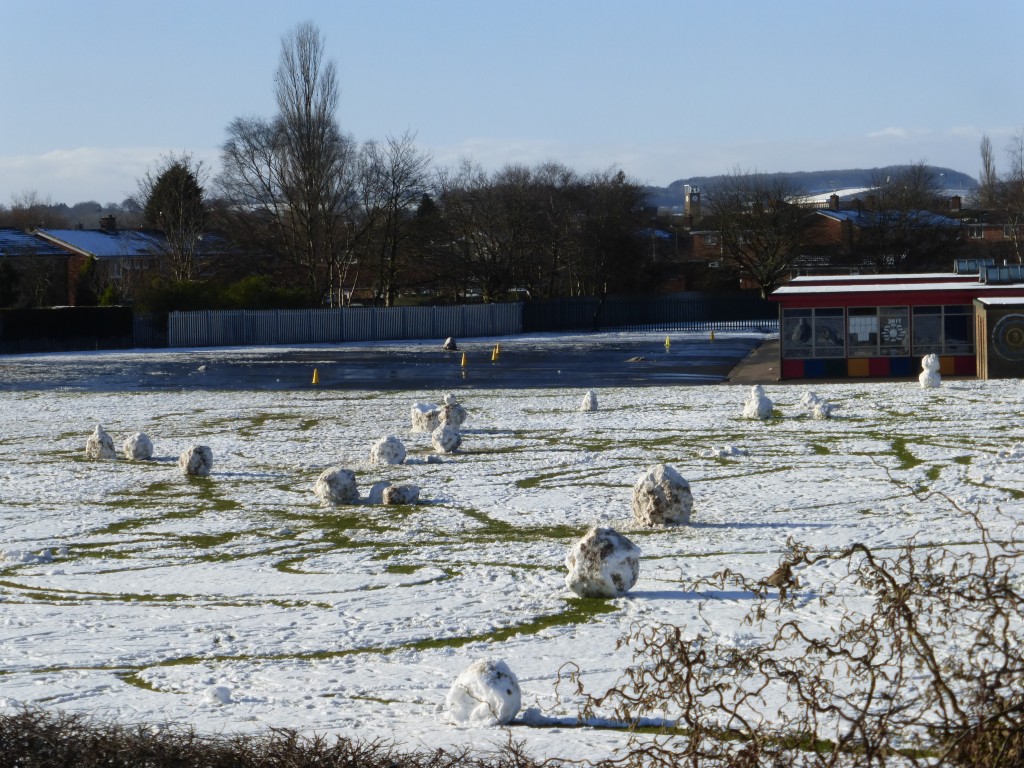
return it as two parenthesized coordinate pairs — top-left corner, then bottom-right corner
(664, 336), (671, 351)
(312, 368), (320, 385)
(461, 352), (468, 367)
(491, 346), (498, 362)
(710, 330), (716, 342)
(495, 342), (501, 359)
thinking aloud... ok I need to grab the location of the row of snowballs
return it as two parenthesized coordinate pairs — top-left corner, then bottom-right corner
(743, 385), (839, 421)
(312, 394), (473, 508)
(86, 424), (213, 476)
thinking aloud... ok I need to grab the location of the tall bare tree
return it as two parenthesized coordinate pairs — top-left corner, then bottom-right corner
(979, 134), (999, 207)
(217, 21), (356, 305)
(705, 170), (811, 298)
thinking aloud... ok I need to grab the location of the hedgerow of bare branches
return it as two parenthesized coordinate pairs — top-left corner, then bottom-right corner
(558, 483), (1024, 768)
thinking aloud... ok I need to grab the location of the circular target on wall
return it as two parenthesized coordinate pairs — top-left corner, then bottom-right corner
(991, 314), (1024, 361)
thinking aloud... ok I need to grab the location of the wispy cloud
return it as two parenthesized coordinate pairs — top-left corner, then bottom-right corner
(867, 127), (911, 140)
(0, 146), (218, 206)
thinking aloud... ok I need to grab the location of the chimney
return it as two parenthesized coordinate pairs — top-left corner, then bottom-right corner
(950, 195), (962, 211)
(829, 193), (840, 211)
(99, 215), (116, 232)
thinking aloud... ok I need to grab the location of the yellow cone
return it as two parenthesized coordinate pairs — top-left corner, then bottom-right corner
(664, 335), (671, 350)
(491, 346), (498, 362)
(312, 368), (320, 385)
(461, 352), (467, 367)
(710, 330), (715, 342)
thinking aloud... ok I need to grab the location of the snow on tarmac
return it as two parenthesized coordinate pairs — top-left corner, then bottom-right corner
(1, 332), (1023, 761)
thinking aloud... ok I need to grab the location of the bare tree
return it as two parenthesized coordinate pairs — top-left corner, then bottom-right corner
(856, 162), (959, 272)
(216, 21), (356, 305)
(356, 131), (431, 305)
(1002, 128), (1024, 264)
(979, 134), (999, 207)
(705, 169), (811, 298)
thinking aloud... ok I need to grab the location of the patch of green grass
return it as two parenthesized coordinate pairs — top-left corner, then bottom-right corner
(809, 443), (831, 456)
(891, 437), (923, 470)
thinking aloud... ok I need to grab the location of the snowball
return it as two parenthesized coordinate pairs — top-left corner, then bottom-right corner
(742, 385), (774, 420)
(440, 402), (468, 429)
(443, 337), (458, 351)
(579, 390), (598, 411)
(431, 424), (462, 454)
(446, 659), (521, 725)
(411, 403), (440, 433)
(178, 445), (213, 477)
(800, 390), (836, 419)
(366, 480), (390, 504)
(811, 401), (836, 420)
(122, 432), (154, 461)
(631, 463), (693, 526)
(703, 445), (749, 458)
(919, 354), (941, 389)
(313, 467), (359, 505)
(85, 424), (116, 460)
(382, 484), (420, 505)
(564, 527), (640, 598)
(204, 685), (232, 705)
(370, 435), (407, 465)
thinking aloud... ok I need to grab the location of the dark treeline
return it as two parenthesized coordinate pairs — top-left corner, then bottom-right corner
(0, 22), (662, 312)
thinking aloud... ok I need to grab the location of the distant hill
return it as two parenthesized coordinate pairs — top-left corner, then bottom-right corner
(644, 165), (978, 208)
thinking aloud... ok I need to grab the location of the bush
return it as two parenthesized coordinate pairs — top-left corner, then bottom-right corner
(0, 708), (545, 768)
(559, 476), (1024, 767)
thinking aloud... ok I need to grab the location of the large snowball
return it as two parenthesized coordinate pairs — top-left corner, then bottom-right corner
(631, 463), (693, 526)
(431, 424), (462, 454)
(370, 435), (407, 465)
(565, 527), (640, 598)
(919, 354), (941, 389)
(411, 403), (440, 433)
(85, 424), (116, 460)
(742, 385), (774, 420)
(122, 432), (154, 460)
(579, 390), (598, 411)
(382, 484), (420, 505)
(178, 445), (213, 476)
(314, 467), (359, 505)
(446, 659), (521, 726)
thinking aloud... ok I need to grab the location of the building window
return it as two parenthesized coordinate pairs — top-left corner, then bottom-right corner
(782, 308), (845, 359)
(967, 224), (984, 239)
(848, 306), (909, 357)
(704, 233), (718, 246)
(912, 305), (974, 355)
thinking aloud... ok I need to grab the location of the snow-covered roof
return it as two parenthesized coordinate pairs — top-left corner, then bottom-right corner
(974, 296), (1024, 306)
(787, 273), (962, 284)
(34, 228), (164, 259)
(815, 209), (961, 228)
(0, 228), (68, 258)
(773, 281), (1024, 296)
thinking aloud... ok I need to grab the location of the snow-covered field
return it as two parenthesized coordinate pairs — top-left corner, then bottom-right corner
(2, 332), (1023, 762)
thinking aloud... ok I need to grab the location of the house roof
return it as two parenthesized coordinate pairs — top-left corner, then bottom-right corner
(0, 228), (69, 258)
(815, 209), (961, 229)
(34, 228), (165, 259)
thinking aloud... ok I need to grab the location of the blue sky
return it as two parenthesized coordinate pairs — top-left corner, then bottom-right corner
(2, 0), (1022, 206)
